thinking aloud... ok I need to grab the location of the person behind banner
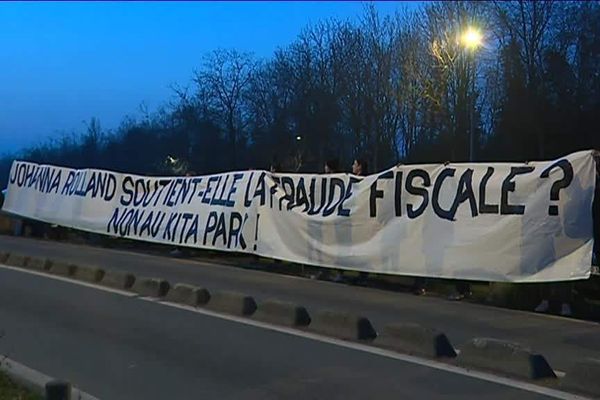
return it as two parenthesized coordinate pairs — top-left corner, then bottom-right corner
(169, 170), (197, 258)
(324, 159), (339, 174)
(534, 283), (574, 316)
(352, 158), (368, 176)
(532, 152), (599, 317)
(445, 158), (472, 301)
(594, 150), (600, 266)
(314, 159), (345, 282)
(270, 158), (281, 173)
(350, 157), (370, 286)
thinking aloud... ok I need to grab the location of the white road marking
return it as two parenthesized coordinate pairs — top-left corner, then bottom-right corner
(0, 263), (590, 400)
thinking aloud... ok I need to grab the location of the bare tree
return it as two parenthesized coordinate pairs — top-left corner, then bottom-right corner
(491, 0), (558, 157)
(194, 49), (255, 168)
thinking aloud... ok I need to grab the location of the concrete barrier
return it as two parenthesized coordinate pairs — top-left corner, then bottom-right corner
(46, 380), (72, 400)
(25, 257), (52, 272)
(49, 261), (77, 277)
(73, 266), (105, 283)
(375, 322), (456, 358)
(308, 310), (377, 341)
(0, 356), (99, 400)
(561, 358), (600, 397)
(204, 290), (257, 316)
(165, 283), (210, 306)
(253, 299), (311, 327)
(458, 338), (556, 380)
(5, 253), (29, 267)
(100, 270), (136, 290)
(132, 277), (170, 298)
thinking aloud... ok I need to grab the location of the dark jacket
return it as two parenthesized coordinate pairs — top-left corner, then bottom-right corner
(594, 156), (600, 260)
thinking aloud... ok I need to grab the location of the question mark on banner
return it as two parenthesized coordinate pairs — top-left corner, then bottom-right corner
(540, 159), (574, 216)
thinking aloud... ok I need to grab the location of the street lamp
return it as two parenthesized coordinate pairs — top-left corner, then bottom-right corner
(460, 27), (483, 51)
(459, 26), (483, 162)
(293, 135), (303, 171)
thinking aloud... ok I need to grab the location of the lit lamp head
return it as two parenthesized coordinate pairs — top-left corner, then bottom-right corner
(460, 27), (483, 51)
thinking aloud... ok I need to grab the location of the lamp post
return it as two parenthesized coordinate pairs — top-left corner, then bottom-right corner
(293, 135), (303, 171)
(460, 27), (483, 162)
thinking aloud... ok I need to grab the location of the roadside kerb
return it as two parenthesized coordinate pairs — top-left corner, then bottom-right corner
(73, 265), (105, 283)
(457, 338), (556, 380)
(49, 261), (78, 277)
(100, 270), (136, 290)
(307, 310), (377, 341)
(252, 299), (311, 327)
(165, 283), (210, 306)
(204, 290), (257, 316)
(132, 277), (170, 297)
(375, 322), (457, 358)
(5, 253), (29, 268)
(25, 256), (52, 272)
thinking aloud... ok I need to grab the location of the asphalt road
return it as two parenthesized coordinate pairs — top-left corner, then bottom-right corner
(1, 235), (599, 375)
(0, 266), (557, 399)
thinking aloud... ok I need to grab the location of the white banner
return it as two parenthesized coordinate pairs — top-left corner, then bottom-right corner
(2, 151), (596, 282)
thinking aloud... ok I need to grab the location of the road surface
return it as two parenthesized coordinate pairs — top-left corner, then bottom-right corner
(0, 266), (562, 399)
(1, 235), (598, 375)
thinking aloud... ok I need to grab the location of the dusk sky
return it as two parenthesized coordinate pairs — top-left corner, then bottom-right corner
(1, 1), (423, 155)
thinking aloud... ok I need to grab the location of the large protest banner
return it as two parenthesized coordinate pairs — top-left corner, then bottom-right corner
(2, 150), (596, 282)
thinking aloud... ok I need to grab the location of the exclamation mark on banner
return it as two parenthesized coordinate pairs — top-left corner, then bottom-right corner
(253, 213), (260, 251)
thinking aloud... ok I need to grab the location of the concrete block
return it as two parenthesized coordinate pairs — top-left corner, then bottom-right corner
(308, 310), (377, 341)
(49, 261), (77, 277)
(561, 358), (600, 397)
(132, 277), (170, 297)
(375, 322), (456, 358)
(458, 338), (556, 380)
(25, 257), (52, 272)
(45, 379), (71, 400)
(73, 266), (104, 283)
(0, 251), (8, 263)
(5, 253), (29, 267)
(253, 299), (311, 327)
(165, 283), (210, 306)
(100, 270), (136, 290)
(204, 290), (257, 316)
